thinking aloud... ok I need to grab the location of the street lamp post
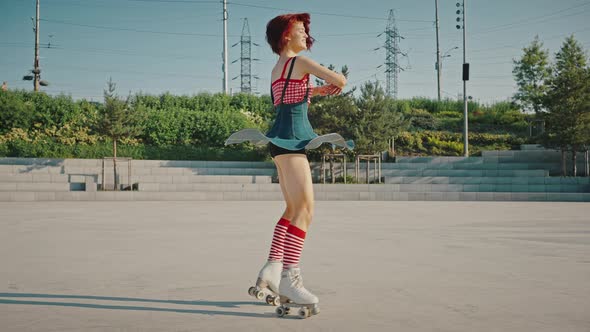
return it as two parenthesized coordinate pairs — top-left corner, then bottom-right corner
(435, 0), (441, 101)
(456, 0), (469, 156)
(438, 46), (459, 96)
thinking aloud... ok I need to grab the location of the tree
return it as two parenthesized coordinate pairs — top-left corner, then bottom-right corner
(513, 36), (551, 114)
(308, 63), (355, 177)
(98, 78), (145, 190)
(0, 90), (35, 133)
(353, 81), (409, 155)
(308, 92), (357, 181)
(542, 36), (590, 176)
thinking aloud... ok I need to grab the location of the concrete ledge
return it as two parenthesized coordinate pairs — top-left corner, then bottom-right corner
(15, 183), (69, 192)
(131, 175), (273, 184)
(0, 165), (63, 174)
(395, 156), (482, 163)
(2, 191), (588, 201)
(0, 173), (68, 183)
(381, 169), (549, 177)
(9, 192), (36, 202)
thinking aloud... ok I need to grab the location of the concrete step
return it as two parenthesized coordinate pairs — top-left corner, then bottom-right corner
(380, 163), (553, 170)
(0, 158), (69, 166)
(0, 158), (277, 169)
(138, 183), (281, 192)
(385, 176), (590, 185)
(391, 183), (590, 193)
(7, 174), (273, 186)
(132, 167), (276, 176)
(0, 165), (63, 174)
(0, 182), (70, 192)
(520, 144), (545, 150)
(65, 166), (277, 176)
(132, 175), (272, 184)
(126, 160), (276, 169)
(483, 150), (587, 163)
(0, 173), (69, 183)
(394, 156), (483, 164)
(380, 169), (549, 177)
(135, 182), (589, 193)
(2, 191), (588, 202)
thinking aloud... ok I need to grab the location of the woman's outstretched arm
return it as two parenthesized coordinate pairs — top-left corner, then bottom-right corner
(297, 55), (347, 89)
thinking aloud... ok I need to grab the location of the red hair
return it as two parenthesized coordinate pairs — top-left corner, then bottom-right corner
(266, 13), (315, 55)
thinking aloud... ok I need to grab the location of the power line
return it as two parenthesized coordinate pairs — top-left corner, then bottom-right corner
(470, 26), (590, 53)
(40, 44), (220, 63)
(127, 0), (220, 3)
(473, 1), (590, 36)
(226, 2), (434, 23)
(42, 63), (219, 80)
(40, 18), (238, 37)
(348, 72), (380, 86)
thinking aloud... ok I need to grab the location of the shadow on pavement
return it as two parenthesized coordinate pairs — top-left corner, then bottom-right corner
(0, 293), (274, 318)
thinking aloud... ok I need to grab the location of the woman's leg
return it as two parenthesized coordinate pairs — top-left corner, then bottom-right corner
(251, 157), (301, 299)
(275, 160), (295, 221)
(273, 154), (319, 307)
(273, 154), (314, 233)
(264, 160), (293, 262)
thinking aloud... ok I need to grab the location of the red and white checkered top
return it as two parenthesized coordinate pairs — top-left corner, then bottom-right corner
(271, 58), (312, 106)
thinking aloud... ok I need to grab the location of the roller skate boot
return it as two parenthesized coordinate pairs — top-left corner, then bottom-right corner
(276, 267), (320, 319)
(247, 260), (282, 306)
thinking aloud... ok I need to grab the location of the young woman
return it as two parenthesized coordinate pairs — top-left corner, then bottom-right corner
(225, 13), (354, 318)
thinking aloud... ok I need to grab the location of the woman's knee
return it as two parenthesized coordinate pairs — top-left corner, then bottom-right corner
(283, 205), (295, 220)
(296, 202), (314, 221)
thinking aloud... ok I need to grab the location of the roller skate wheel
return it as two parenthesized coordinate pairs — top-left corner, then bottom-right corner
(265, 295), (274, 305)
(298, 307), (310, 319)
(311, 306), (320, 315)
(272, 296), (281, 306)
(248, 287), (256, 297)
(255, 290), (265, 300)
(276, 306), (287, 317)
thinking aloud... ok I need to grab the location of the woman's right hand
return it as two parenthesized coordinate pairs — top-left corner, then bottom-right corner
(314, 84), (342, 96)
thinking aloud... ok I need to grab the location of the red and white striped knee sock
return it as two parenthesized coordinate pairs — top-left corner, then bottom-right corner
(267, 218), (290, 262)
(283, 224), (306, 270)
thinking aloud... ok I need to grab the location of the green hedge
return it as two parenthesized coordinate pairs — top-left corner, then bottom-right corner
(0, 89), (534, 160)
(0, 139), (268, 161)
(395, 131), (528, 156)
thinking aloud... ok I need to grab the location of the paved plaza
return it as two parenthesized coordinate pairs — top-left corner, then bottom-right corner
(0, 201), (589, 331)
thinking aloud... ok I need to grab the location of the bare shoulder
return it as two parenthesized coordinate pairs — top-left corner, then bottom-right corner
(295, 54), (323, 76)
(296, 54), (319, 68)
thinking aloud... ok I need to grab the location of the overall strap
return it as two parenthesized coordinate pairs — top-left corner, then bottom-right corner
(270, 86), (275, 105)
(302, 74), (311, 101)
(280, 57), (293, 79)
(279, 57), (296, 105)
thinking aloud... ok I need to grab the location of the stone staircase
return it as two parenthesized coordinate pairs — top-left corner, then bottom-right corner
(1, 145), (589, 202)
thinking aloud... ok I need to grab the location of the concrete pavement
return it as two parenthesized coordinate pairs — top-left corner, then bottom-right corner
(0, 201), (589, 331)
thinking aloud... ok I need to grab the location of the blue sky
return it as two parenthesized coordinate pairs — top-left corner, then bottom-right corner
(1, 0), (589, 103)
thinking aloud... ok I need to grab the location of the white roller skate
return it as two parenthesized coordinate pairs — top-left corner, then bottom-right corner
(247, 260), (282, 306)
(276, 267), (320, 319)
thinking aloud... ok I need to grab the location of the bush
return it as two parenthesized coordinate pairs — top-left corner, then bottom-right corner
(0, 139), (269, 161)
(408, 108), (439, 130)
(0, 89), (532, 160)
(394, 131), (526, 156)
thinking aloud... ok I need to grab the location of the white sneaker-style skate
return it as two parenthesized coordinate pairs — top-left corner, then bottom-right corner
(247, 260), (282, 306)
(276, 267), (320, 319)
